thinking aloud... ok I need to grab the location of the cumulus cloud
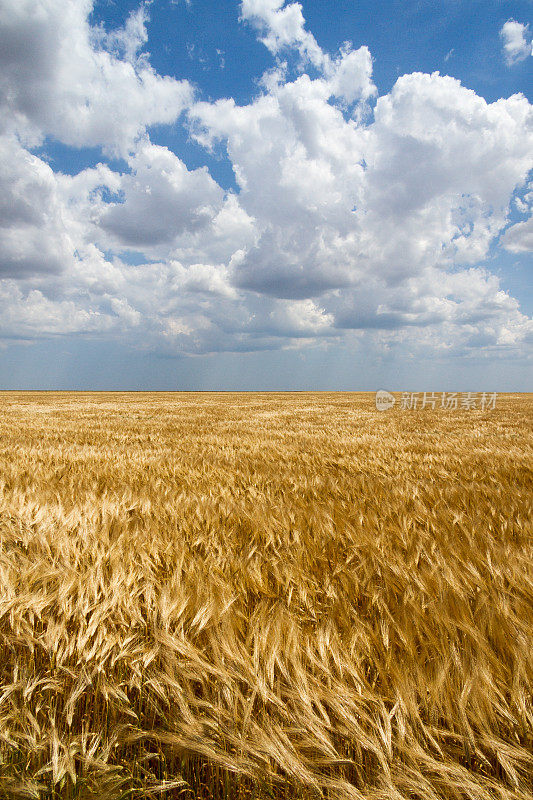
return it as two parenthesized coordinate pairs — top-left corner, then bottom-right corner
(0, 0), (192, 153)
(0, 0), (531, 360)
(502, 217), (533, 252)
(0, 136), (76, 277)
(240, 0), (325, 67)
(191, 69), (532, 312)
(240, 0), (376, 105)
(500, 20), (532, 66)
(0, 283), (122, 339)
(98, 143), (225, 248)
(363, 74), (533, 272)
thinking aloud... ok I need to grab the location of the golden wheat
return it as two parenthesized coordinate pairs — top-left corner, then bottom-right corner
(0, 391), (531, 799)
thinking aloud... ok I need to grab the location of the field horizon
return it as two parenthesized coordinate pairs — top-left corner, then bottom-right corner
(0, 391), (531, 799)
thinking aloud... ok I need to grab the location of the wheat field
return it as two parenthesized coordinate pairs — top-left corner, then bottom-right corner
(0, 391), (531, 800)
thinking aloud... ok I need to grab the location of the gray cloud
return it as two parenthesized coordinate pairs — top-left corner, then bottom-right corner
(98, 144), (225, 247)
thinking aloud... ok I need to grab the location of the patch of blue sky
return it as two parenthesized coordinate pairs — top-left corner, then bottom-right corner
(103, 249), (159, 266)
(31, 139), (129, 177)
(302, 0), (532, 101)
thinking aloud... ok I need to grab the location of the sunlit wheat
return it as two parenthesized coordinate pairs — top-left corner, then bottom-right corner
(0, 391), (531, 799)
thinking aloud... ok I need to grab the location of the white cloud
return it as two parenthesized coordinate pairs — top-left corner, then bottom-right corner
(240, 1), (376, 105)
(190, 70), (532, 307)
(363, 73), (533, 272)
(94, 3), (149, 65)
(0, 0), (531, 360)
(0, 283), (119, 338)
(0, 135), (76, 277)
(327, 44), (375, 106)
(265, 298), (334, 336)
(240, 0), (325, 67)
(500, 20), (532, 66)
(502, 216), (533, 252)
(0, 0), (193, 154)
(98, 142), (225, 248)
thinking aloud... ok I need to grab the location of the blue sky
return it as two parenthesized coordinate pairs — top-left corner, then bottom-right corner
(0, 0), (531, 389)
(90, 0), (533, 103)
